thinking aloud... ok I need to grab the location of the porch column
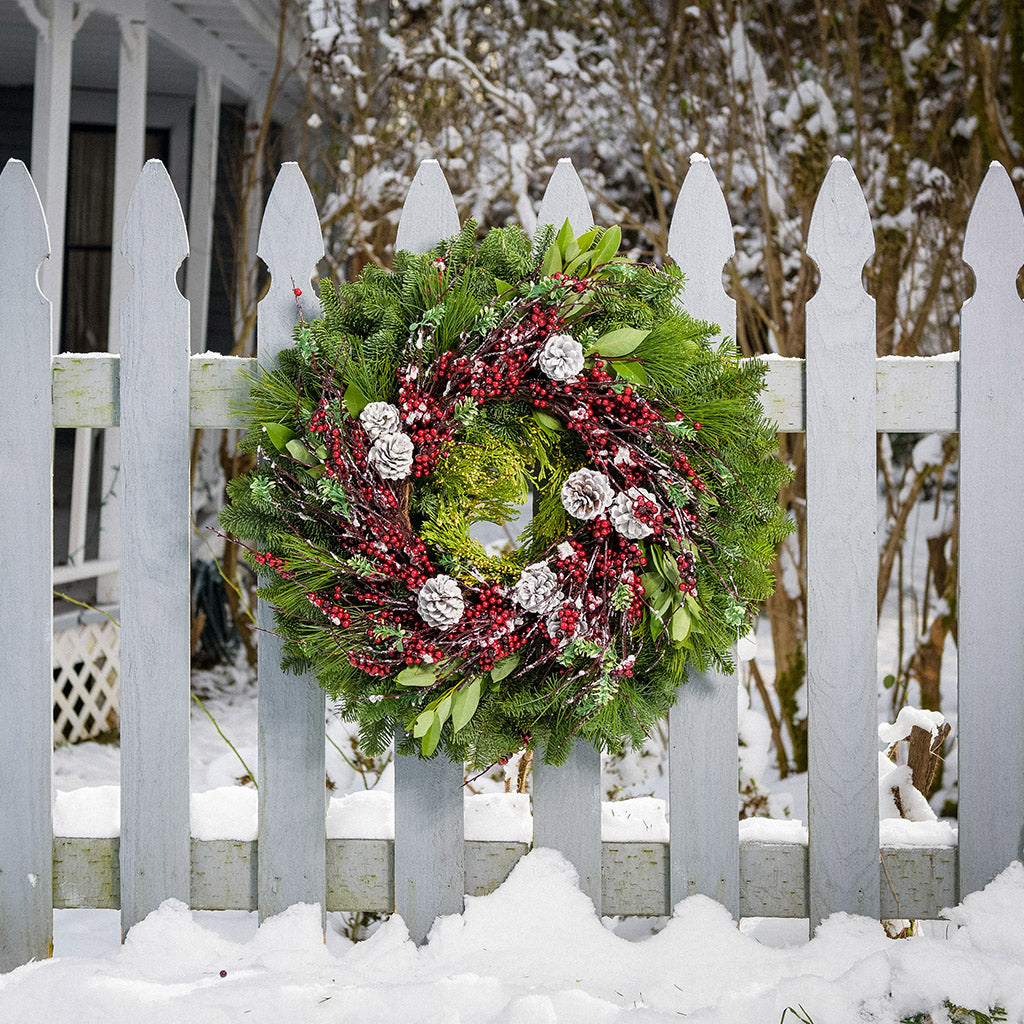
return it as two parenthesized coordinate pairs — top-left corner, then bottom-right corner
(29, 0), (76, 343)
(97, 3), (149, 604)
(233, 87), (268, 353)
(185, 65), (221, 354)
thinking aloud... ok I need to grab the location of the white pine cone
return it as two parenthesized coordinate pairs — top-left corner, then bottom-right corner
(368, 432), (414, 480)
(538, 333), (585, 381)
(512, 562), (564, 614)
(609, 486), (659, 539)
(359, 401), (402, 440)
(417, 575), (464, 630)
(560, 468), (613, 520)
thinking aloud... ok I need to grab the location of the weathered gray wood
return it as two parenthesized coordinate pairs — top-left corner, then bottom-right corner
(50, 836), (958, 920)
(394, 755), (465, 940)
(536, 157), (592, 234)
(393, 161), (466, 942)
(0, 159), (53, 972)
(530, 159), (603, 912)
(394, 159), (460, 255)
(47, 352), (961, 434)
(533, 745), (603, 909)
(256, 162), (327, 923)
(666, 156), (740, 918)
(958, 162), (1024, 899)
(805, 157), (879, 931)
(118, 161), (192, 936)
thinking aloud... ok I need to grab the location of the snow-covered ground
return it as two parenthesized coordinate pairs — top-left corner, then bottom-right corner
(4, 851), (1024, 1023)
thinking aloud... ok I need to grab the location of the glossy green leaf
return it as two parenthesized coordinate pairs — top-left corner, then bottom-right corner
(412, 709), (435, 738)
(540, 239), (562, 277)
(396, 664), (439, 687)
(263, 422), (296, 452)
(451, 676), (482, 733)
(435, 693), (453, 728)
(611, 360), (649, 385)
(533, 410), (563, 432)
(670, 604), (692, 642)
(555, 218), (576, 258)
(575, 227), (600, 251)
(589, 327), (649, 358)
(285, 439), (317, 466)
(343, 381), (368, 418)
(421, 714), (442, 756)
(490, 654), (521, 683)
(590, 224), (621, 267)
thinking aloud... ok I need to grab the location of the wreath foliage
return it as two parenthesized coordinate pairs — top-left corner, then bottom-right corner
(221, 220), (792, 769)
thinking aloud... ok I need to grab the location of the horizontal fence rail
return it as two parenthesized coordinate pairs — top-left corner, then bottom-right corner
(3, 154), (1024, 972)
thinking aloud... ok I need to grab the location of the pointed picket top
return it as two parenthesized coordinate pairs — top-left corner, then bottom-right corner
(122, 160), (188, 277)
(395, 160), (460, 255)
(257, 162), (325, 349)
(0, 160), (50, 288)
(536, 157), (592, 235)
(807, 157), (873, 309)
(962, 162), (1024, 299)
(668, 154), (735, 335)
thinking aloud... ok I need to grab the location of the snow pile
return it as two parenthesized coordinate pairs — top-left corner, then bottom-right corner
(3, 850), (1023, 1023)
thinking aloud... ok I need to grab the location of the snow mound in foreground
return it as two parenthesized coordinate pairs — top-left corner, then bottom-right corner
(2, 850), (1024, 1024)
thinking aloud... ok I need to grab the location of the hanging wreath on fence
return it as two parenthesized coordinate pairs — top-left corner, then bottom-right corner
(220, 220), (791, 769)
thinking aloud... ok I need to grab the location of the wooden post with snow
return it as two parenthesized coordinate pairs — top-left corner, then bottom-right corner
(118, 161), (192, 934)
(530, 158), (604, 913)
(665, 154), (740, 917)
(804, 158), (879, 930)
(392, 160), (467, 943)
(0, 160), (53, 972)
(957, 162), (1024, 898)
(256, 163), (328, 924)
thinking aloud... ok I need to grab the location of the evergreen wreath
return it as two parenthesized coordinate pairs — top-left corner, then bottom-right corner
(220, 219), (791, 769)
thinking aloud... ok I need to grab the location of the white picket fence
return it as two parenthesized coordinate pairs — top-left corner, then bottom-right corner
(2, 153), (1023, 973)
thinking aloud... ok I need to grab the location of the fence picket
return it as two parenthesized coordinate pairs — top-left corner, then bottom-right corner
(0, 160), (53, 971)
(531, 157), (603, 911)
(255, 162), (328, 923)
(392, 159), (465, 943)
(805, 157), (879, 930)
(118, 160), (192, 933)
(665, 155), (740, 916)
(958, 162), (1024, 898)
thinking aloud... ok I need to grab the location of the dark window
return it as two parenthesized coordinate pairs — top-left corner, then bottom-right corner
(61, 125), (169, 352)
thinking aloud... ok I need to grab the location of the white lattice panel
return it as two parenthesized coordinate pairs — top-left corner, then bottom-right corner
(52, 620), (120, 744)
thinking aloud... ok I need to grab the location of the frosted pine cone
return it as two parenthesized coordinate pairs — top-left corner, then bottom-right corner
(359, 401), (402, 440)
(545, 600), (587, 645)
(538, 333), (585, 381)
(368, 432), (414, 480)
(609, 486), (660, 539)
(512, 562), (564, 614)
(560, 468), (613, 520)
(417, 575), (464, 630)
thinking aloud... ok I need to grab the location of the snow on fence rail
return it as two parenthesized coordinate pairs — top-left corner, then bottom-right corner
(2, 154), (1023, 972)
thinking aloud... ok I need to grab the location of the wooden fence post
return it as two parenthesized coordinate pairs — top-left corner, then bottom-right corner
(256, 162), (328, 923)
(530, 158), (604, 912)
(0, 159), (53, 971)
(118, 160), (192, 934)
(665, 155), (740, 917)
(392, 160), (466, 944)
(958, 162), (1024, 898)
(804, 157), (879, 930)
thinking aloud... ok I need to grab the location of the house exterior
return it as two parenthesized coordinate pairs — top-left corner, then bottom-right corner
(0, 0), (314, 736)
(0, 0), (310, 357)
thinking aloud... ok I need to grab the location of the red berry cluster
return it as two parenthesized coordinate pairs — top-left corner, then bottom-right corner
(308, 589), (352, 627)
(677, 551), (697, 596)
(549, 271), (588, 293)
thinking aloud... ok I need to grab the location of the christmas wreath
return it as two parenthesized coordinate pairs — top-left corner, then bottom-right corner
(221, 220), (791, 768)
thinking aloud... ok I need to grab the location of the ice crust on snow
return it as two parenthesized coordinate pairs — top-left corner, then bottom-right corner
(5, 850), (1024, 1024)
